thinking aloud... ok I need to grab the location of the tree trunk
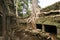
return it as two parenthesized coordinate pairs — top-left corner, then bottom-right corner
(2, 0), (7, 40)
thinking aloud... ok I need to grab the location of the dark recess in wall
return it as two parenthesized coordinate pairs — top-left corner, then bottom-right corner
(45, 25), (57, 35)
(36, 24), (42, 29)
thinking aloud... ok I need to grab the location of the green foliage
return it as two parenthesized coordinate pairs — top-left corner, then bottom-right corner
(17, 0), (31, 18)
(23, 10), (31, 18)
(18, 0), (23, 11)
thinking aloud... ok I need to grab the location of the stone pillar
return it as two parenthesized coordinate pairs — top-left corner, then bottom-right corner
(42, 24), (45, 32)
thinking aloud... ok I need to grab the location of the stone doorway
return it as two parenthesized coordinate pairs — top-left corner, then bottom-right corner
(36, 24), (42, 29)
(45, 25), (57, 35)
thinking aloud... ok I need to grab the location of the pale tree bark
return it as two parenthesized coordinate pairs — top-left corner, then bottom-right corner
(28, 0), (40, 29)
(15, 0), (20, 28)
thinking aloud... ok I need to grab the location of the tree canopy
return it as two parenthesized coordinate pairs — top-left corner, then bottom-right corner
(17, 0), (31, 18)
